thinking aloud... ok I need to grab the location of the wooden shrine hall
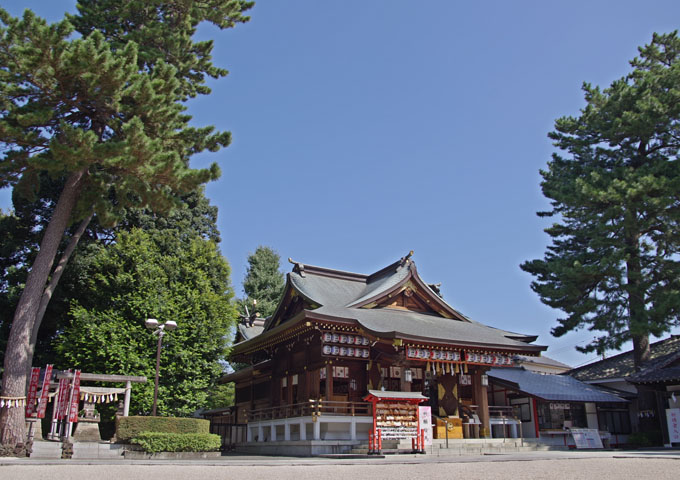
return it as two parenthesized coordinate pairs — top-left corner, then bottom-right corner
(214, 253), (546, 455)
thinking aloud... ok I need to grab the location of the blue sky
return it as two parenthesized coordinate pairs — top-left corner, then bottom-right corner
(3, 1), (680, 367)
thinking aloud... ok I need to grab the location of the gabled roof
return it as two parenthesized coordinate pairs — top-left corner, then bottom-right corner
(489, 367), (628, 403)
(568, 336), (680, 382)
(232, 253), (546, 356)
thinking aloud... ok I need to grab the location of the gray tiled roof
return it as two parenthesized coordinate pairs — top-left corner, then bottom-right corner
(237, 323), (264, 341)
(489, 368), (628, 403)
(313, 304), (543, 350)
(242, 256), (546, 354)
(568, 336), (680, 382)
(627, 349), (680, 384)
(287, 258), (544, 351)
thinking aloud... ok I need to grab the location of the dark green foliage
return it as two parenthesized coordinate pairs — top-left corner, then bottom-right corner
(0, 188), (222, 371)
(116, 415), (209, 442)
(626, 430), (663, 447)
(70, 0), (253, 100)
(521, 32), (680, 362)
(203, 383), (234, 410)
(240, 246), (285, 318)
(0, 10), (221, 224)
(130, 432), (220, 453)
(54, 228), (237, 417)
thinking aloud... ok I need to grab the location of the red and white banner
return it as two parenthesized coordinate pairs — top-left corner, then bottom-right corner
(25, 367), (41, 417)
(68, 370), (81, 423)
(56, 374), (70, 420)
(36, 364), (53, 419)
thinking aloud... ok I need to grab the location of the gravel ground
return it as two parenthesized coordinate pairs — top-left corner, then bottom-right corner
(2, 458), (679, 480)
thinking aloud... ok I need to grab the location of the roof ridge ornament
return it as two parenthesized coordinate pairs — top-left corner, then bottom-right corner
(401, 250), (414, 265)
(288, 257), (305, 277)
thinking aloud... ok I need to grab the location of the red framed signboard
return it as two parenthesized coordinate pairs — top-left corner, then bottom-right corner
(25, 367), (41, 417)
(364, 390), (429, 452)
(68, 370), (81, 423)
(56, 375), (70, 420)
(36, 364), (53, 419)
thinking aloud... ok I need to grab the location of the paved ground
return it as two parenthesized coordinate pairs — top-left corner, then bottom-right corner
(2, 450), (680, 480)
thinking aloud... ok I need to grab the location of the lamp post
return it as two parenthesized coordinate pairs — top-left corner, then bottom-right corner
(145, 318), (177, 416)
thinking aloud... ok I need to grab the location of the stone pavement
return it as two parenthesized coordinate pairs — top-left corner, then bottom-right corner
(1, 452), (680, 480)
(2, 448), (680, 466)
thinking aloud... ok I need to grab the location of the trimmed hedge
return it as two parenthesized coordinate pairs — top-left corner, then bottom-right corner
(116, 416), (210, 442)
(131, 432), (221, 453)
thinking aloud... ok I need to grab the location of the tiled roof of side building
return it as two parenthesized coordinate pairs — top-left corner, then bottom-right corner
(568, 335), (680, 382)
(489, 367), (628, 403)
(515, 354), (572, 370)
(627, 348), (680, 384)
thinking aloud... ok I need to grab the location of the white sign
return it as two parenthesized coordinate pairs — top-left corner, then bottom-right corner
(418, 406), (433, 446)
(667, 408), (680, 443)
(570, 428), (603, 449)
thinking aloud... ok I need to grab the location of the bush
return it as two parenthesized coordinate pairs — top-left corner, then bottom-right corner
(130, 432), (221, 453)
(116, 416), (210, 442)
(627, 430), (662, 448)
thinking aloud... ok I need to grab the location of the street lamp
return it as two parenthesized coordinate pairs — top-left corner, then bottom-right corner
(145, 318), (177, 416)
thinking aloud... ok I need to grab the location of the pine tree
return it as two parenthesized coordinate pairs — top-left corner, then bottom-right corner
(0, 1), (250, 446)
(521, 32), (680, 368)
(241, 246), (285, 319)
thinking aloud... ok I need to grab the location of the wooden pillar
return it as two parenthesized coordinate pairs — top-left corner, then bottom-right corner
(303, 370), (310, 402)
(473, 369), (490, 437)
(325, 364), (332, 400)
(286, 374), (293, 405)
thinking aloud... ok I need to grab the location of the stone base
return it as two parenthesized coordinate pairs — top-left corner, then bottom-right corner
(26, 418), (43, 441)
(124, 450), (222, 460)
(73, 421), (102, 442)
(234, 440), (362, 456)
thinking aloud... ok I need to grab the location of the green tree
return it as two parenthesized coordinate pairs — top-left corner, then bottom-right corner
(0, 1), (249, 446)
(55, 227), (236, 417)
(240, 246), (285, 319)
(521, 32), (680, 368)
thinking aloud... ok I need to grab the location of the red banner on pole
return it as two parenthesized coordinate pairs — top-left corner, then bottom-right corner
(36, 364), (53, 419)
(56, 374), (70, 420)
(68, 370), (81, 423)
(25, 367), (41, 417)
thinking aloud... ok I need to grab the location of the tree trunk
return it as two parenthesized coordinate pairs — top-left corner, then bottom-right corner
(26, 209), (95, 377)
(0, 169), (87, 447)
(625, 222), (656, 440)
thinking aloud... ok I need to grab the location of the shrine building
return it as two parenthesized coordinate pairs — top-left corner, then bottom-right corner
(214, 253), (547, 455)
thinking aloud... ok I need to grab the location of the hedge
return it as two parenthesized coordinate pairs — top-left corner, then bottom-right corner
(131, 432), (221, 453)
(116, 416), (210, 442)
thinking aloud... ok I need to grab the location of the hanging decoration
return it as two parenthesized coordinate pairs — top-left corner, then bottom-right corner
(0, 396), (27, 409)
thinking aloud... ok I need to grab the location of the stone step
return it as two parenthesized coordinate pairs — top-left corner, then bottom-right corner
(29, 441), (62, 459)
(72, 442), (125, 459)
(350, 439), (555, 456)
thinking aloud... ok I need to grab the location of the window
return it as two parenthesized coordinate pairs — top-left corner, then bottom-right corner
(510, 400), (532, 422)
(537, 402), (587, 430)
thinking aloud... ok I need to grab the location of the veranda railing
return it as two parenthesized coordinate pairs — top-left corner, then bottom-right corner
(248, 399), (372, 422)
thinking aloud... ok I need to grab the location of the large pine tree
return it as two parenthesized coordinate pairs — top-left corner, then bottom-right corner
(0, 1), (250, 447)
(522, 32), (680, 367)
